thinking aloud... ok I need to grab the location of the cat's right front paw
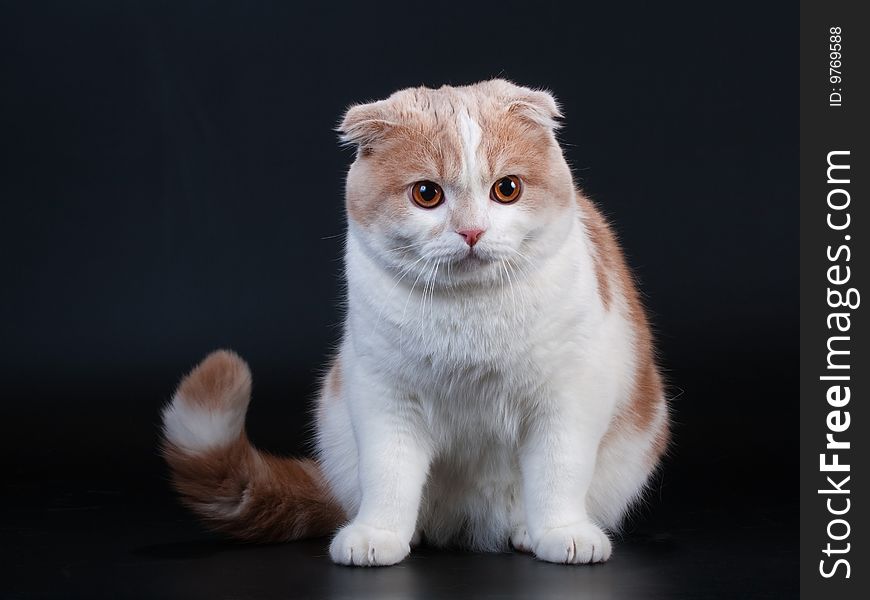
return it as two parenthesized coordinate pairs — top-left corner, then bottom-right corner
(329, 522), (410, 567)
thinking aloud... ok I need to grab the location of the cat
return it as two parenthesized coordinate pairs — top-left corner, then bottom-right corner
(161, 79), (669, 567)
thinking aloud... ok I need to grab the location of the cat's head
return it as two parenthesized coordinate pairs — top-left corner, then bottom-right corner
(338, 79), (577, 287)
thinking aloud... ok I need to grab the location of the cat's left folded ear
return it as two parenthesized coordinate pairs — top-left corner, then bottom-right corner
(476, 78), (563, 130)
(505, 88), (563, 130)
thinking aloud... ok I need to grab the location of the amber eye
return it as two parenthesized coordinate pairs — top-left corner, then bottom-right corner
(410, 181), (444, 208)
(491, 175), (522, 204)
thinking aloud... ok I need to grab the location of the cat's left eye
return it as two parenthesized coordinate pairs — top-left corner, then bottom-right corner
(490, 176), (523, 204)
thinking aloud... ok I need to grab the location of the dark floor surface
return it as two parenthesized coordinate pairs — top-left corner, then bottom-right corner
(0, 365), (799, 599)
(1, 482), (797, 600)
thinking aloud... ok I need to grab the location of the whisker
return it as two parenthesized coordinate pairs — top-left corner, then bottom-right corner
(401, 257), (432, 353)
(496, 257), (507, 315)
(370, 253), (429, 336)
(421, 258), (440, 337)
(389, 240), (427, 253)
(501, 260), (518, 320)
(506, 258), (530, 323)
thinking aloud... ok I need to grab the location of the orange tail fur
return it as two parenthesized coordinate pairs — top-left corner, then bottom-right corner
(160, 350), (343, 542)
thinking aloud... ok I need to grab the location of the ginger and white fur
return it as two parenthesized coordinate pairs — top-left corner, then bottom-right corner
(161, 79), (669, 567)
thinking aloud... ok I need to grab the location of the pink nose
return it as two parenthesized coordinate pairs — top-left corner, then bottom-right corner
(457, 228), (485, 247)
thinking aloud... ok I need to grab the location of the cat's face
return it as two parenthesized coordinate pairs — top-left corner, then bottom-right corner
(339, 79), (577, 288)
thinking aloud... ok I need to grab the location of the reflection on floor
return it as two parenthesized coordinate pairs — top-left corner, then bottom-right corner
(2, 485), (797, 600)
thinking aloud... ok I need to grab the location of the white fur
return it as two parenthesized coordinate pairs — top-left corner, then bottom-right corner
(458, 108), (483, 189)
(317, 86), (664, 566)
(162, 395), (245, 454)
(318, 213), (661, 565)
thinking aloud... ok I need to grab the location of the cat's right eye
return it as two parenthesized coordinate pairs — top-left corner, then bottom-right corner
(410, 181), (444, 209)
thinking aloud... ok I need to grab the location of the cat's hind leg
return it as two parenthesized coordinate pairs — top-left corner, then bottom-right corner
(586, 397), (670, 531)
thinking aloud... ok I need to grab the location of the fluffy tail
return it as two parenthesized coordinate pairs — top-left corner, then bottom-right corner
(161, 350), (344, 542)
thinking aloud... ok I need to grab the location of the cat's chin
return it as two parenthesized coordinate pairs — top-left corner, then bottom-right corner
(434, 254), (513, 288)
(454, 252), (490, 265)
(444, 251), (497, 273)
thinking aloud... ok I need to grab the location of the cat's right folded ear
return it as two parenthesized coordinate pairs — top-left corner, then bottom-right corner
(336, 100), (398, 149)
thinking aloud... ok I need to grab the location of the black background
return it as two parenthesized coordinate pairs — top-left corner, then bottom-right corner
(1, 1), (797, 598)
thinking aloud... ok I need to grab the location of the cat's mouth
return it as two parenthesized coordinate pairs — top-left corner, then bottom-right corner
(450, 247), (495, 268)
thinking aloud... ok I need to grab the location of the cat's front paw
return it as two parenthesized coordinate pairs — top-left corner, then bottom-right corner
(510, 525), (533, 553)
(533, 521), (612, 564)
(329, 523), (410, 567)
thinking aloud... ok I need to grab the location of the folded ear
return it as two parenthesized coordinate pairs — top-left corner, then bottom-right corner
(336, 100), (399, 148)
(506, 88), (563, 130)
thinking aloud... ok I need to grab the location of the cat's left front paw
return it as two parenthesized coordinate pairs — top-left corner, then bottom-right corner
(533, 521), (612, 564)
